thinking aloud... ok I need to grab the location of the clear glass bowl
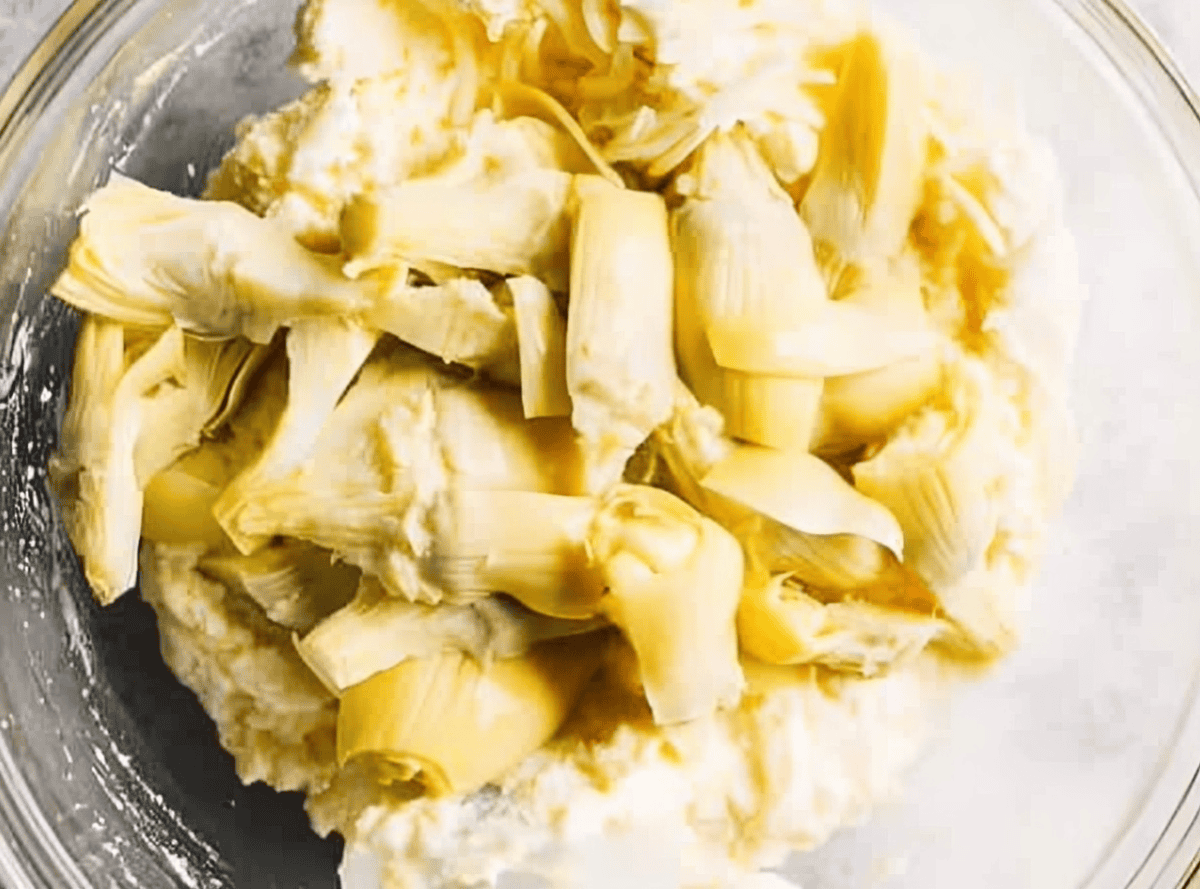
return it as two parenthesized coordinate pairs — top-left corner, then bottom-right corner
(2, 1), (1200, 887)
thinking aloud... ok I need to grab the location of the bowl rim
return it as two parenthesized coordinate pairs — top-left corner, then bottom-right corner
(3, 1), (1200, 888)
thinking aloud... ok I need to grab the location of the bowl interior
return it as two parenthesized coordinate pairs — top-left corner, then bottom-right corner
(3, 1), (1200, 887)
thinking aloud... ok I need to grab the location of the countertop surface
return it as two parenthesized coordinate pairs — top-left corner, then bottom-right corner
(1, 0), (1198, 97)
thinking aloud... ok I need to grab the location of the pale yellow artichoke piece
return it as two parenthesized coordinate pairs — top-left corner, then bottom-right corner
(340, 170), (574, 290)
(50, 175), (382, 342)
(214, 318), (380, 554)
(506, 276), (571, 419)
(932, 554), (1028, 661)
(699, 443), (903, 558)
(187, 336), (273, 435)
(812, 255), (943, 452)
(737, 572), (943, 675)
(814, 354), (942, 455)
(434, 384), (586, 494)
(671, 129), (828, 450)
(49, 316), (125, 497)
(336, 634), (606, 795)
(429, 489), (604, 619)
(234, 358), (588, 603)
(199, 540), (359, 632)
(231, 349), (449, 602)
(853, 357), (1001, 593)
(141, 465), (227, 551)
(50, 317), (129, 603)
(298, 576), (606, 694)
(800, 30), (927, 262)
(650, 390), (935, 612)
(704, 303), (935, 378)
(588, 484), (744, 725)
(370, 278), (519, 377)
(491, 81), (624, 187)
(132, 335), (272, 486)
(567, 175), (675, 492)
(55, 324), (185, 604)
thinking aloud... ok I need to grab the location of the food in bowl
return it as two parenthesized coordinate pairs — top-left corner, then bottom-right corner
(43, 0), (1083, 885)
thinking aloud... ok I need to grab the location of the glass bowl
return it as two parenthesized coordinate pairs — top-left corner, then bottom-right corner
(2, 1), (1200, 887)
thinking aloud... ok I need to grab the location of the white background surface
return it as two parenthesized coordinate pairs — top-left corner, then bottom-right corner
(0, 0), (1199, 95)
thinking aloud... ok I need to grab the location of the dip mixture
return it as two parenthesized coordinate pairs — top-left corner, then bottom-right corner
(46, 0), (1083, 885)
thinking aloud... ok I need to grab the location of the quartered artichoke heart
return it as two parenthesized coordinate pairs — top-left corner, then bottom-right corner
(671, 128), (935, 452)
(336, 632), (608, 797)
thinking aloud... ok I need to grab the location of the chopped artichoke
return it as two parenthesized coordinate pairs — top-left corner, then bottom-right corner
(737, 572), (943, 675)
(588, 484), (744, 725)
(434, 383), (586, 494)
(233, 353), (588, 602)
(932, 555), (1028, 660)
(800, 30), (927, 262)
(336, 634), (606, 796)
(853, 355), (1002, 593)
(340, 170), (574, 290)
(811, 255), (943, 452)
(650, 390), (935, 610)
(671, 129), (828, 450)
(231, 348), (448, 601)
(214, 318), (380, 553)
(506, 275), (571, 419)
(298, 576), (606, 694)
(370, 277), (519, 376)
(674, 128), (935, 450)
(567, 175), (675, 492)
(51, 175), (385, 342)
(699, 443), (903, 558)
(53, 323), (186, 604)
(428, 489), (605, 618)
(703, 303), (935, 379)
(132, 335), (272, 487)
(491, 81), (624, 186)
(199, 540), (359, 632)
(50, 318), (130, 603)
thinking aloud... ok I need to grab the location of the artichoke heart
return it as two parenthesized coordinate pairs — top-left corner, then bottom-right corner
(53, 322), (186, 604)
(738, 572), (943, 676)
(214, 318), (380, 554)
(336, 634), (606, 796)
(370, 277), (519, 376)
(51, 174), (382, 342)
(813, 255), (944, 453)
(429, 489), (605, 619)
(672, 129), (828, 450)
(854, 356), (1003, 592)
(230, 348), (448, 602)
(588, 484), (745, 725)
(340, 169), (574, 290)
(566, 175), (675, 492)
(800, 29), (927, 262)
(700, 443), (903, 558)
(299, 575), (606, 695)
